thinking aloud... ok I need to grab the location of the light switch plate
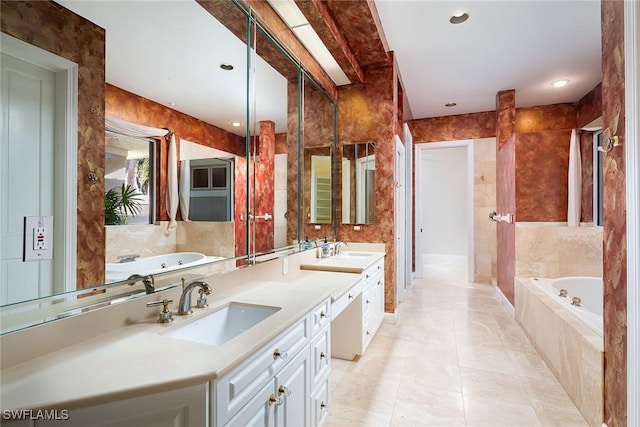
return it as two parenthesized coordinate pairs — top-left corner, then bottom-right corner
(24, 216), (53, 262)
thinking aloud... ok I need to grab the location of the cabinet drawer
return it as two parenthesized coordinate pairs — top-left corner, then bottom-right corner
(215, 317), (309, 425)
(310, 326), (330, 391)
(332, 279), (364, 318)
(310, 299), (331, 338)
(224, 378), (276, 427)
(310, 376), (330, 427)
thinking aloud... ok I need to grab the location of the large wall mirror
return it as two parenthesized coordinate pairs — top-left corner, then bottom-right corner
(302, 73), (337, 240)
(0, 0), (337, 334)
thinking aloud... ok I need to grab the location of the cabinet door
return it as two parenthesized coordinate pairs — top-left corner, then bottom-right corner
(225, 379), (276, 427)
(275, 347), (310, 427)
(310, 376), (330, 427)
(310, 326), (330, 391)
(35, 384), (208, 427)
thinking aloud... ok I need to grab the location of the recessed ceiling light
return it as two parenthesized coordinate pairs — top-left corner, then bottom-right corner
(230, 121), (241, 127)
(445, 102), (457, 107)
(551, 79), (569, 88)
(220, 63), (234, 71)
(449, 12), (469, 24)
(169, 102), (176, 106)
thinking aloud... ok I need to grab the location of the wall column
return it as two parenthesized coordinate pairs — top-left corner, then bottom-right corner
(495, 90), (516, 303)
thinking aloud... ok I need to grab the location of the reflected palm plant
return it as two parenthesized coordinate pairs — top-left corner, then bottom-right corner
(104, 184), (143, 225)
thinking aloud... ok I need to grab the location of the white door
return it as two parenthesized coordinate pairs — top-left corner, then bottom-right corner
(395, 136), (406, 303)
(1, 52), (56, 305)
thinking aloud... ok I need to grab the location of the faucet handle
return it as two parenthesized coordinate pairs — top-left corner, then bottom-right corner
(195, 288), (210, 309)
(146, 299), (174, 323)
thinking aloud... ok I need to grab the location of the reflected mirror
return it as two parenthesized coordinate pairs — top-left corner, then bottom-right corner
(342, 142), (376, 224)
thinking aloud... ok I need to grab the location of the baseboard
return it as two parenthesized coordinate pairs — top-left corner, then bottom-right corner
(383, 310), (399, 325)
(495, 284), (515, 317)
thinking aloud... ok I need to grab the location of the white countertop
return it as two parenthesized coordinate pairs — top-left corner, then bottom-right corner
(300, 251), (385, 274)
(0, 265), (374, 411)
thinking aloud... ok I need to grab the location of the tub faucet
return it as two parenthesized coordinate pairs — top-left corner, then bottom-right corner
(178, 281), (212, 315)
(127, 274), (155, 294)
(118, 254), (140, 263)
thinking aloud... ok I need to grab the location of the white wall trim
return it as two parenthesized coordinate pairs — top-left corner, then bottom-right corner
(404, 123), (414, 288)
(415, 140), (474, 282)
(625, 0), (639, 424)
(383, 310), (399, 325)
(1, 34), (78, 294)
(496, 284), (515, 317)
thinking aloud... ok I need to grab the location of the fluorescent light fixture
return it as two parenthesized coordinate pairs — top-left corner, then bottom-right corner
(268, 0), (351, 86)
(551, 79), (569, 88)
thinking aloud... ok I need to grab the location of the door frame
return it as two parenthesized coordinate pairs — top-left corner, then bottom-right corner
(403, 123), (413, 286)
(414, 140), (474, 281)
(1, 33), (78, 294)
(394, 135), (406, 304)
(625, 0), (639, 423)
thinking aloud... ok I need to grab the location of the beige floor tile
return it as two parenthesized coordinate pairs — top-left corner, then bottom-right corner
(456, 344), (517, 375)
(332, 374), (400, 415)
(460, 366), (532, 406)
(464, 395), (542, 427)
(325, 258), (587, 427)
(532, 402), (589, 427)
(328, 402), (393, 426)
(391, 382), (465, 426)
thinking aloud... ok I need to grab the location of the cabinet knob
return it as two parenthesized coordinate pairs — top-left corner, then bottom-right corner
(377, 280), (382, 286)
(366, 299), (370, 304)
(268, 393), (279, 406)
(366, 330), (371, 335)
(348, 293), (354, 300)
(273, 348), (288, 360)
(278, 385), (292, 397)
(377, 265), (381, 270)
(320, 351), (326, 359)
(366, 274), (370, 279)
(320, 401), (328, 411)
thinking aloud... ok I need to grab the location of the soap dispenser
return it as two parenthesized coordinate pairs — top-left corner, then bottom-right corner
(304, 236), (312, 250)
(321, 237), (330, 258)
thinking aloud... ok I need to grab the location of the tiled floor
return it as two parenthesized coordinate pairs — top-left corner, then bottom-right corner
(325, 259), (589, 427)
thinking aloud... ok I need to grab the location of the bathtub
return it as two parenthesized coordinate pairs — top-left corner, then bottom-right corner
(515, 276), (603, 427)
(106, 252), (224, 281)
(537, 276), (603, 336)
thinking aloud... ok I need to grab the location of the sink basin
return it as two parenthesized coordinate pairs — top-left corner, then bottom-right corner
(163, 302), (280, 346)
(332, 252), (372, 259)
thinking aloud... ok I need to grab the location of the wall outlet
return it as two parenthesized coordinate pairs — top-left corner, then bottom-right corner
(24, 216), (53, 262)
(354, 225), (361, 231)
(314, 225), (321, 230)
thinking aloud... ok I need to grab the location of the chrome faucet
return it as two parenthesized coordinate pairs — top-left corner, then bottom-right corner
(333, 241), (348, 255)
(127, 274), (155, 294)
(118, 254), (140, 263)
(178, 281), (212, 315)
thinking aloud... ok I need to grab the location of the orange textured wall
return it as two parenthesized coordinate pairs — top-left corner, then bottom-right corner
(601, 1), (627, 424)
(338, 66), (397, 312)
(514, 104), (577, 221)
(407, 111), (496, 143)
(1, 0), (106, 288)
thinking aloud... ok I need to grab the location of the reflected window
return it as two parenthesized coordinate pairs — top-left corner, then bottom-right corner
(104, 132), (155, 225)
(189, 158), (234, 221)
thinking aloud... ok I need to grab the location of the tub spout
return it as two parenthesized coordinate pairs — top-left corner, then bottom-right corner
(127, 274), (155, 294)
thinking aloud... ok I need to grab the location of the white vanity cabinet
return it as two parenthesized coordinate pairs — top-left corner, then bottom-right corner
(331, 258), (385, 360)
(214, 298), (331, 427)
(30, 383), (208, 427)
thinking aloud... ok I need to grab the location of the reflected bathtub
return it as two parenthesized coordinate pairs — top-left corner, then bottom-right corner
(106, 252), (224, 281)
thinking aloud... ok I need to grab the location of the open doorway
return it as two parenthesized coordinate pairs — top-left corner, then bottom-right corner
(415, 140), (474, 282)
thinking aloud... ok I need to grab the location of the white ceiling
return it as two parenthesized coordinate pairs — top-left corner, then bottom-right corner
(55, 0), (602, 132)
(374, 0), (602, 118)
